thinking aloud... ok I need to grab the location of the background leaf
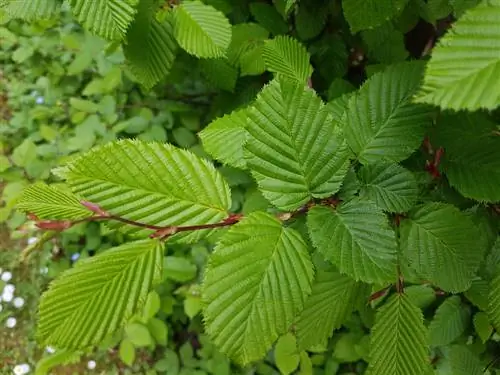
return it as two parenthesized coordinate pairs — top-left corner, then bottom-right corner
(274, 333), (300, 375)
(342, 0), (409, 32)
(428, 296), (470, 347)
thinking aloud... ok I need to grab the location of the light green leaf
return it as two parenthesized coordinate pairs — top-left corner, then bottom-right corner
(428, 296), (470, 347)
(174, 0), (231, 58)
(126, 322), (153, 347)
(184, 295), (202, 319)
(35, 349), (82, 375)
(11, 139), (37, 167)
(446, 345), (483, 375)
(143, 291), (161, 320)
(16, 183), (92, 220)
(245, 77), (350, 211)
(148, 318), (168, 346)
(227, 23), (269, 67)
(57, 139), (231, 242)
(262, 36), (313, 82)
(2, 0), (60, 20)
(404, 285), (436, 310)
(69, 0), (137, 40)
(307, 199), (398, 284)
(37, 239), (163, 348)
(415, 0), (500, 110)
(342, 61), (432, 164)
(203, 212), (314, 365)
(342, 0), (409, 33)
(124, 0), (178, 90)
(368, 294), (429, 375)
(119, 338), (136, 366)
(473, 312), (492, 343)
(274, 333), (300, 375)
(488, 273), (500, 332)
(400, 203), (483, 292)
(164, 256), (197, 282)
(200, 109), (248, 169)
(358, 163), (418, 213)
(295, 266), (365, 349)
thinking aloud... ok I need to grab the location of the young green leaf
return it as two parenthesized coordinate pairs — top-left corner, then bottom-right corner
(446, 345), (484, 375)
(415, 0), (500, 110)
(245, 77), (350, 210)
(203, 212), (314, 365)
(35, 349), (82, 375)
(37, 239), (163, 349)
(227, 23), (269, 66)
(16, 183), (92, 220)
(2, 0), (60, 20)
(173, 0), (231, 58)
(274, 333), (300, 375)
(473, 312), (493, 343)
(488, 273), (500, 332)
(125, 322), (153, 347)
(307, 199), (398, 284)
(58, 139), (231, 242)
(368, 294), (429, 375)
(342, 0), (409, 33)
(358, 163), (418, 213)
(428, 296), (470, 347)
(119, 338), (136, 366)
(400, 203), (484, 292)
(262, 36), (313, 83)
(342, 61), (432, 164)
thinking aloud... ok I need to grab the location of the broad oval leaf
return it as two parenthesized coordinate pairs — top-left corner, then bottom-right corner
(58, 139), (231, 242)
(342, 0), (409, 33)
(368, 294), (429, 375)
(416, 0), (500, 110)
(342, 61), (433, 164)
(488, 272), (500, 333)
(445, 345), (484, 375)
(3, 0), (60, 21)
(358, 163), (418, 213)
(203, 212), (314, 365)
(400, 203), (484, 292)
(428, 296), (470, 347)
(245, 77), (350, 211)
(174, 0), (232, 58)
(37, 239), (163, 348)
(307, 199), (398, 284)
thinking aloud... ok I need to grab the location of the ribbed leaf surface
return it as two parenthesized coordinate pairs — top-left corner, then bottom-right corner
(295, 266), (365, 349)
(58, 139), (231, 242)
(203, 212), (314, 365)
(262, 36), (313, 83)
(342, 61), (432, 164)
(199, 109), (248, 169)
(307, 200), (398, 284)
(173, 0), (231, 58)
(245, 77), (350, 210)
(342, 0), (409, 33)
(488, 273), (500, 332)
(2, 0), (60, 20)
(447, 345), (483, 375)
(358, 163), (418, 213)
(368, 294), (429, 375)
(199, 58), (237, 92)
(428, 296), (470, 346)
(400, 203), (484, 292)
(416, 0), (500, 110)
(434, 114), (500, 203)
(16, 183), (92, 220)
(69, 0), (137, 40)
(124, 0), (177, 90)
(37, 239), (163, 348)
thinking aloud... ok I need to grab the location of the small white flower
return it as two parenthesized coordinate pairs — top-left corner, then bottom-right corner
(1, 271), (12, 282)
(6, 317), (17, 328)
(4, 284), (15, 294)
(46, 346), (56, 354)
(35, 96), (44, 104)
(71, 253), (80, 262)
(13, 297), (25, 308)
(13, 363), (30, 375)
(87, 360), (96, 370)
(40, 267), (48, 275)
(27, 237), (38, 245)
(2, 291), (13, 303)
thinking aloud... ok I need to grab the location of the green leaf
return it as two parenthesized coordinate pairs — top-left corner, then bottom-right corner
(227, 23), (268, 65)
(368, 294), (429, 375)
(358, 163), (418, 213)
(2, 0), (60, 20)
(143, 291), (161, 320)
(361, 22), (409, 64)
(203, 212), (314, 365)
(446, 345), (483, 375)
(400, 203), (484, 292)
(465, 278), (489, 310)
(342, 61), (432, 164)
(69, 98), (100, 113)
(148, 317), (168, 346)
(35, 349), (82, 375)
(274, 333), (300, 375)
(124, 0), (178, 90)
(58, 139), (231, 242)
(342, 0), (409, 32)
(164, 256), (197, 282)
(295, 265), (365, 349)
(433, 113), (500, 203)
(174, 0), (231, 58)
(245, 77), (350, 211)
(307, 199), (398, 284)
(69, 0), (137, 40)
(184, 295), (202, 319)
(199, 58), (237, 92)
(473, 312), (492, 343)
(16, 183), (92, 220)
(249, 2), (288, 36)
(262, 36), (313, 82)
(295, 3), (327, 41)
(488, 273), (500, 333)
(404, 285), (436, 310)
(428, 296), (470, 347)
(199, 109), (248, 169)
(37, 239), (163, 348)
(126, 322), (153, 347)
(415, 0), (500, 110)
(11, 139), (37, 167)
(119, 338), (136, 366)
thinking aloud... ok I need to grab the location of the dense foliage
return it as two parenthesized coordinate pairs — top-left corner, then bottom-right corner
(3, 0), (500, 374)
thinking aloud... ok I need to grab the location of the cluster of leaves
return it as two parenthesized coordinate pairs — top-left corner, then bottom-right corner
(6, 0), (500, 374)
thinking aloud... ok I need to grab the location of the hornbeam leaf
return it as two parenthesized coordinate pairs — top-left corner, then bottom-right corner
(446, 345), (484, 375)
(245, 77), (350, 211)
(37, 239), (163, 348)
(488, 272), (500, 332)
(57, 139), (231, 242)
(307, 199), (398, 284)
(342, 0), (409, 33)
(2, 0), (61, 20)
(203, 212), (314, 365)
(428, 296), (470, 346)
(400, 203), (484, 292)
(368, 294), (429, 375)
